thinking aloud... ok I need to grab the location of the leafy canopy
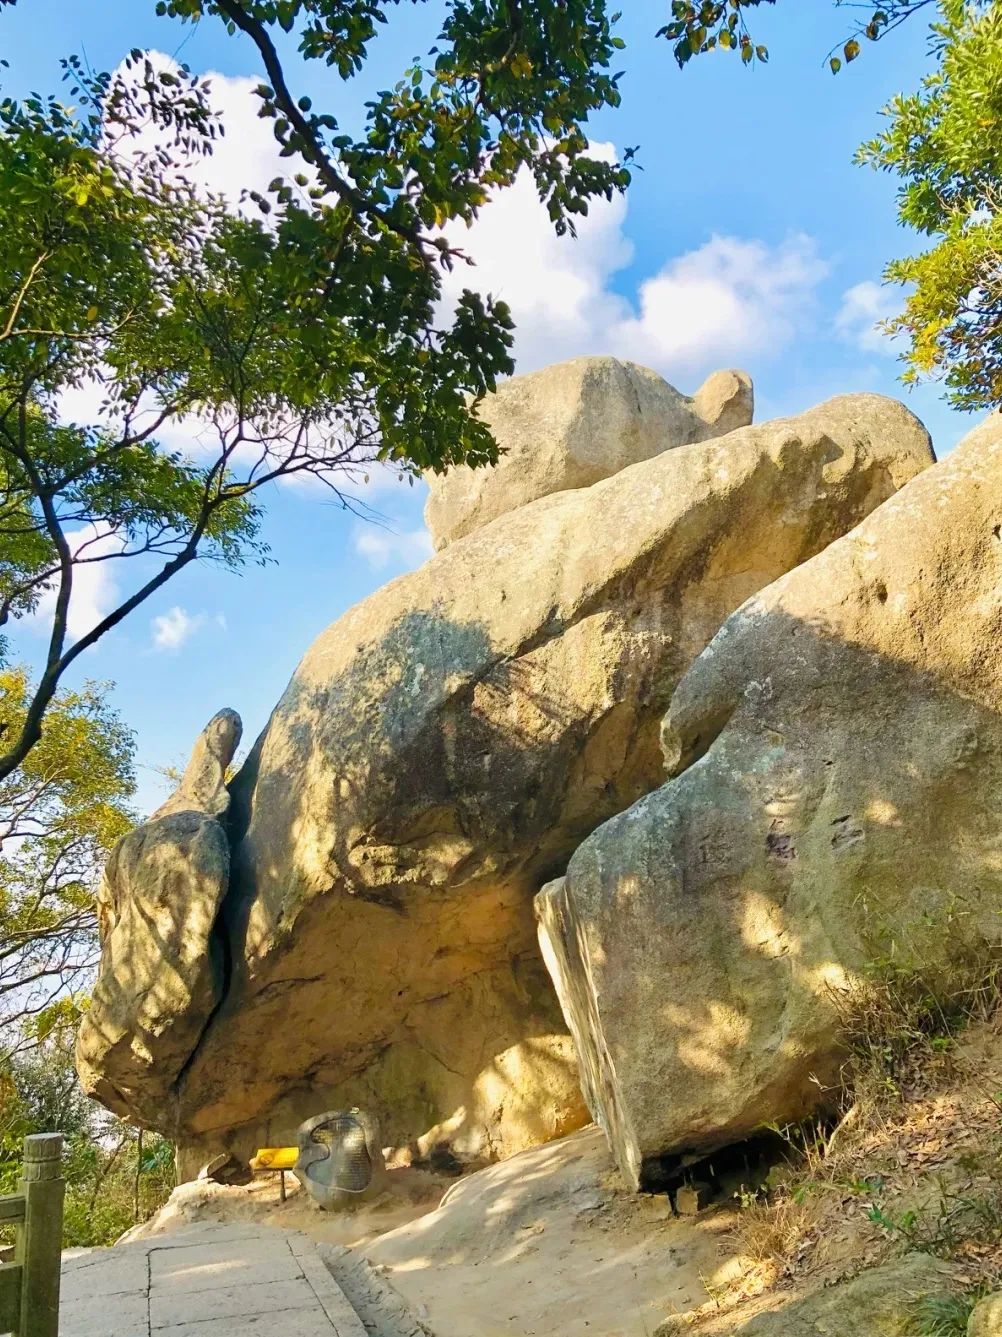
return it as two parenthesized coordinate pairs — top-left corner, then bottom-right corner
(857, 0), (1002, 409)
(0, 666), (134, 1054)
(0, 0), (634, 777)
(659, 1), (940, 71)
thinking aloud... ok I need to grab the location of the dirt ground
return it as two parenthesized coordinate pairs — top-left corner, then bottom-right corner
(130, 1017), (1002, 1335)
(361, 1128), (738, 1337)
(132, 1127), (747, 1336)
(127, 1155), (454, 1251)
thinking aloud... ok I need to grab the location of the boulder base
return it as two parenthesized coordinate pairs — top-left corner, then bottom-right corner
(968, 1292), (1002, 1337)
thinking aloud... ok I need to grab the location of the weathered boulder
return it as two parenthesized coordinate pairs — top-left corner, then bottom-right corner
(730, 1256), (955, 1337)
(538, 414), (1002, 1190)
(968, 1291), (1002, 1337)
(146, 392), (932, 1172)
(154, 706), (241, 820)
(76, 711), (241, 1126)
(424, 357), (754, 549)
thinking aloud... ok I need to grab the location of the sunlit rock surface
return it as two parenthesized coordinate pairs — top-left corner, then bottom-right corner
(424, 356), (754, 549)
(538, 415), (1002, 1189)
(77, 710), (242, 1125)
(78, 377), (935, 1174)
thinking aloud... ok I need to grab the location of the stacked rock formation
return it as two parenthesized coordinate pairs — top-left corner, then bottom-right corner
(77, 709), (242, 1128)
(77, 356), (940, 1177)
(538, 413), (1002, 1190)
(424, 358), (754, 548)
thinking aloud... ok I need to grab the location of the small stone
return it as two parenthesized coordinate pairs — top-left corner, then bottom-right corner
(674, 1183), (711, 1216)
(969, 1293), (1002, 1337)
(75, 709), (241, 1127)
(203, 1153), (253, 1186)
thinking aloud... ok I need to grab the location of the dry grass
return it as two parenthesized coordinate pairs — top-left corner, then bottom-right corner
(668, 994), (1002, 1333)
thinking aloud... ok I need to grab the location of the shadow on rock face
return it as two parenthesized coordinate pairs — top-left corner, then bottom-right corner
(538, 415), (1002, 1189)
(81, 391), (937, 1172)
(76, 709), (242, 1129)
(76, 808), (231, 1128)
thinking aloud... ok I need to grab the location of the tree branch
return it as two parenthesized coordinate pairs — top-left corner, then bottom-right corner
(212, 0), (431, 259)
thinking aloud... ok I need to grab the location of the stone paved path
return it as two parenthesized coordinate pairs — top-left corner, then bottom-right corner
(59, 1223), (367, 1337)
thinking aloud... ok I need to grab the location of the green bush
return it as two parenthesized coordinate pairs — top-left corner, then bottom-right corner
(0, 1037), (175, 1247)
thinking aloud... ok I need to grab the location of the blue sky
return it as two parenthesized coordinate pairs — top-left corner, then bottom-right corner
(0, 2), (972, 812)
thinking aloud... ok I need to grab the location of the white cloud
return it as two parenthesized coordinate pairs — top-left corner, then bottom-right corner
(439, 150), (827, 384)
(836, 280), (902, 354)
(114, 52), (296, 212)
(57, 377), (117, 428)
(353, 525), (433, 572)
(440, 142), (632, 371)
(99, 60), (830, 456)
(30, 524), (123, 644)
(151, 606), (207, 651)
(611, 234), (828, 376)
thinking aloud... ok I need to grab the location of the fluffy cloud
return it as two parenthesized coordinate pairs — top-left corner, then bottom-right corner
(30, 524), (122, 644)
(353, 525), (434, 572)
(151, 606), (211, 651)
(611, 234), (828, 377)
(439, 148), (827, 384)
(98, 57), (829, 461)
(440, 143), (632, 371)
(836, 280), (902, 354)
(115, 52), (293, 211)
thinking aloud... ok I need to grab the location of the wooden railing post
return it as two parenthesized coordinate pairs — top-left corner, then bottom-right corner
(15, 1134), (63, 1337)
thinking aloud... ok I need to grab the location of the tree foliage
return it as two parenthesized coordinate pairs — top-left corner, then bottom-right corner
(0, 1027), (175, 1246)
(857, 0), (1002, 410)
(0, 666), (134, 1052)
(0, 2), (633, 776)
(659, 1), (940, 70)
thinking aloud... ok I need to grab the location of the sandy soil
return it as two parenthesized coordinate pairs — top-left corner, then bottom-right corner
(127, 1158), (455, 1250)
(131, 1127), (746, 1335)
(122, 1022), (1002, 1336)
(360, 1129), (741, 1337)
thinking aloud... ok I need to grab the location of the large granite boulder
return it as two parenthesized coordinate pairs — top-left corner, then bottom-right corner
(144, 392), (932, 1172)
(537, 414), (1002, 1190)
(424, 357), (754, 548)
(76, 711), (241, 1125)
(730, 1256), (955, 1337)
